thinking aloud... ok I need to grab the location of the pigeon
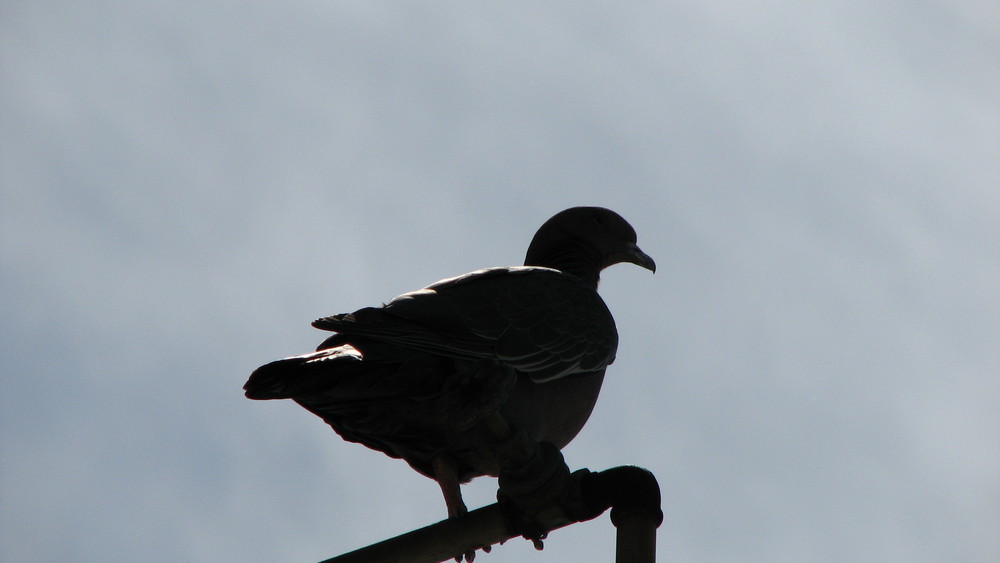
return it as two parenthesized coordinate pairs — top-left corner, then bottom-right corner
(245, 206), (655, 523)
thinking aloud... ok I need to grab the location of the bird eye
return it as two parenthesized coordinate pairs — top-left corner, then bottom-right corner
(593, 214), (607, 226)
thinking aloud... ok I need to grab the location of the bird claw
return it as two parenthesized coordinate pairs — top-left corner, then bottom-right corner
(452, 542), (491, 562)
(495, 441), (567, 549)
(497, 492), (550, 550)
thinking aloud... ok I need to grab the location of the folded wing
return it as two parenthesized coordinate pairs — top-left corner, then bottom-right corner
(311, 267), (618, 382)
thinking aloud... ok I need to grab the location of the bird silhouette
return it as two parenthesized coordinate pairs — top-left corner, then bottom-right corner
(245, 207), (655, 528)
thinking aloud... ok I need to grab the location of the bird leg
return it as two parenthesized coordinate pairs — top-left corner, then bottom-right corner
(432, 454), (479, 562)
(484, 412), (534, 467)
(432, 453), (468, 518)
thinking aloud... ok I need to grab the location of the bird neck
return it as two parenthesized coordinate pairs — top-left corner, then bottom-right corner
(524, 243), (603, 290)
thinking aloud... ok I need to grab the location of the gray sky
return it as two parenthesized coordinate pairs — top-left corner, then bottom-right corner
(2, 2), (998, 562)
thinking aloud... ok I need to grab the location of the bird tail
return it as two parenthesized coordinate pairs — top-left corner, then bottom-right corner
(243, 345), (363, 400)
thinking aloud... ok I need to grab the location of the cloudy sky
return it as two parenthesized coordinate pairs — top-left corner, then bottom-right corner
(2, 2), (998, 562)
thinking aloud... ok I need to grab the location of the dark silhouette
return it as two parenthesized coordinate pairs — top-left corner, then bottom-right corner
(245, 207), (655, 522)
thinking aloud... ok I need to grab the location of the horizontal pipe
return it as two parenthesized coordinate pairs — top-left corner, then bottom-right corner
(319, 501), (573, 563)
(319, 465), (662, 563)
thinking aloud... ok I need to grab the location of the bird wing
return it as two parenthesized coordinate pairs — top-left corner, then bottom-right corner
(311, 267), (618, 382)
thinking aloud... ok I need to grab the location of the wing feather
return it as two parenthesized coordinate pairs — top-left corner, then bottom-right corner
(311, 267), (617, 382)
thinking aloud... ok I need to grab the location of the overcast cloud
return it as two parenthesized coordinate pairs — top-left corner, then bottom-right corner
(2, 2), (998, 562)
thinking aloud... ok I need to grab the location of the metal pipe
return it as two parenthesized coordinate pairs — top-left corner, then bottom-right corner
(318, 465), (662, 563)
(319, 502), (574, 563)
(612, 509), (659, 563)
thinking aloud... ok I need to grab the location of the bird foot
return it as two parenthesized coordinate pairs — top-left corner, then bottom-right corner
(495, 441), (572, 549)
(447, 515), (493, 562)
(497, 492), (549, 550)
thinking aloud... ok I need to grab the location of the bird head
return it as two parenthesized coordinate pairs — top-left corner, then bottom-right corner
(524, 207), (656, 285)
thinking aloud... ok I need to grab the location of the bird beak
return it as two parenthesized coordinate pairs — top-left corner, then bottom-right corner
(623, 243), (656, 273)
